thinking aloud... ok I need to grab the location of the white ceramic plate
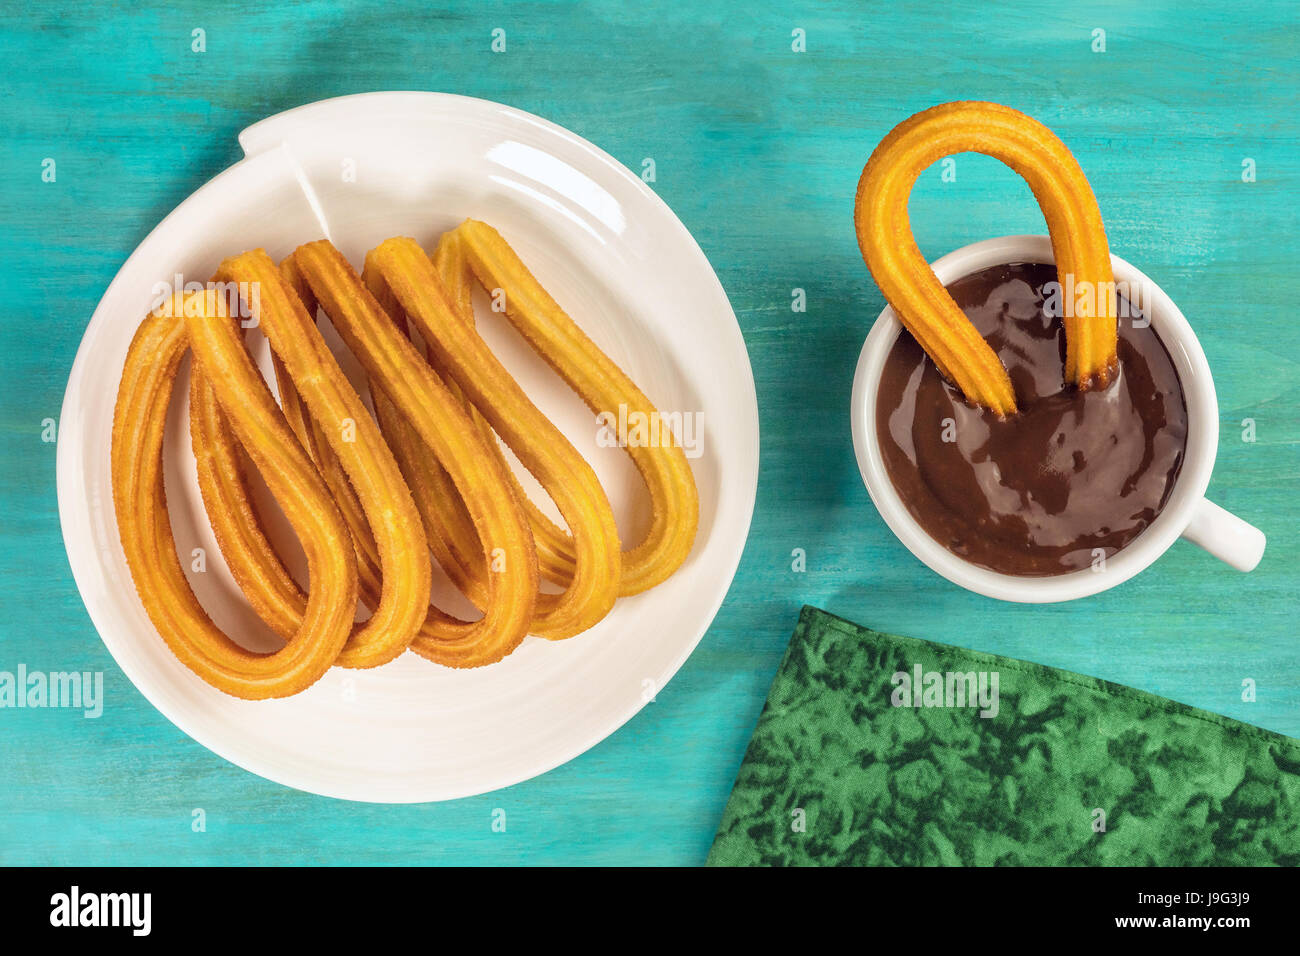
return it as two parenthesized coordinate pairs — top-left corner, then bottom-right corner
(58, 92), (758, 802)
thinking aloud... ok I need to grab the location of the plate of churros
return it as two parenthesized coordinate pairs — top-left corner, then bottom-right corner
(58, 92), (758, 801)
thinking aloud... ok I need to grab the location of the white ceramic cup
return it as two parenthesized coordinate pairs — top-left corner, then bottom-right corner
(850, 235), (1266, 602)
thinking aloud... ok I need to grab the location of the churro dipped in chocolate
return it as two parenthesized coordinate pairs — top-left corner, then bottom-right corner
(856, 101), (1119, 414)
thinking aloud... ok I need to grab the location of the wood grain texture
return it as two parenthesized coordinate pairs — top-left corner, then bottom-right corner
(0, 0), (1295, 865)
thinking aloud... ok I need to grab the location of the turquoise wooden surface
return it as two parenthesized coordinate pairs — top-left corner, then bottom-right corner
(2, 0), (1296, 865)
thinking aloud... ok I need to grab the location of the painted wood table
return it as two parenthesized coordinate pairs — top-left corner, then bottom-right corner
(1, 0), (1296, 865)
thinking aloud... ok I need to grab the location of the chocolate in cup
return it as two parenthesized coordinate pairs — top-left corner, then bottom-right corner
(875, 261), (1188, 577)
(850, 235), (1265, 602)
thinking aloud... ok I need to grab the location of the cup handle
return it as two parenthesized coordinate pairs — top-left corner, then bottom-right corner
(1180, 498), (1266, 572)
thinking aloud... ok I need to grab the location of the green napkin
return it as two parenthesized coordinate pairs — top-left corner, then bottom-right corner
(708, 606), (1300, 866)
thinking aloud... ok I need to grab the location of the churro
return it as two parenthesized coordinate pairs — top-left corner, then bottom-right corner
(188, 363), (305, 642)
(430, 221), (700, 596)
(855, 101), (1119, 414)
(287, 239), (540, 666)
(195, 251), (433, 670)
(111, 291), (357, 699)
(363, 236), (623, 641)
(273, 260), (388, 614)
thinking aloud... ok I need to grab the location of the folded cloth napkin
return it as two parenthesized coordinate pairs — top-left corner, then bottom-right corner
(708, 606), (1300, 866)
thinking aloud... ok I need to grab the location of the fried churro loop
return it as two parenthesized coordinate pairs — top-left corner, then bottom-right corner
(362, 236), (621, 640)
(190, 252), (433, 670)
(855, 101), (1119, 414)
(272, 261), (390, 616)
(188, 364), (304, 642)
(111, 292), (357, 699)
(287, 240), (539, 667)
(429, 221), (700, 596)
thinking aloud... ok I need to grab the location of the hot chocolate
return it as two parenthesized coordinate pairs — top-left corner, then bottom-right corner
(876, 262), (1188, 576)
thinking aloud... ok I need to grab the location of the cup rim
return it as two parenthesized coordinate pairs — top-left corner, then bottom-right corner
(850, 234), (1219, 602)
